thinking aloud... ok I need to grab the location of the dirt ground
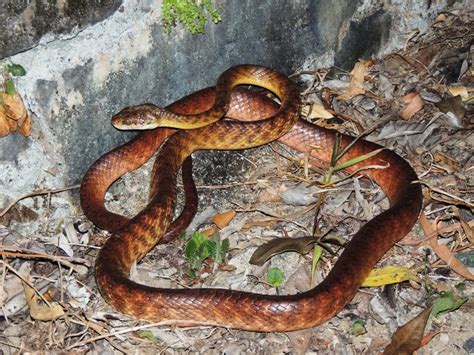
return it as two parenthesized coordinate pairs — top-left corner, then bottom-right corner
(1, 8), (473, 355)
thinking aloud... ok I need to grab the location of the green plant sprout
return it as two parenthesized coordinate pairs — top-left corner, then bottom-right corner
(162, 0), (222, 34)
(184, 231), (229, 278)
(310, 134), (383, 286)
(0, 62), (27, 97)
(267, 267), (284, 289)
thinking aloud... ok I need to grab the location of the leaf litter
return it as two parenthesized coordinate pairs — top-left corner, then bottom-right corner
(0, 8), (473, 354)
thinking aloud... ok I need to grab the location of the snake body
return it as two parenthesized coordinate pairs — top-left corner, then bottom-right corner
(81, 65), (422, 332)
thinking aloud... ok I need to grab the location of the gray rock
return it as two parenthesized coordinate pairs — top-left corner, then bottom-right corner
(0, 0), (466, 209)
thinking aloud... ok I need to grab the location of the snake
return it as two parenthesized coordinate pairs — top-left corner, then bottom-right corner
(81, 65), (423, 332)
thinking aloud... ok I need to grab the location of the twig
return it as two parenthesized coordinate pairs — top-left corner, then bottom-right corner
(0, 184), (81, 217)
(65, 321), (219, 350)
(0, 246), (90, 268)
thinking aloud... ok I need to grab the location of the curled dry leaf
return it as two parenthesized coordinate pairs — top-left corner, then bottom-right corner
(1, 93), (27, 121)
(249, 236), (317, 266)
(0, 92), (30, 137)
(383, 306), (433, 355)
(400, 92), (424, 120)
(420, 214), (474, 281)
(21, 269), (65, 321)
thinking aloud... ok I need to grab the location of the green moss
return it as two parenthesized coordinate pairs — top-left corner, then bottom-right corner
(162, 0), (221, 34)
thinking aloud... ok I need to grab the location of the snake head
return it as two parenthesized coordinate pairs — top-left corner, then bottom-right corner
(112, 104), (166, 130)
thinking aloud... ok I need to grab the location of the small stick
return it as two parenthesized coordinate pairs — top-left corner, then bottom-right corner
(0, 184), (81, 217)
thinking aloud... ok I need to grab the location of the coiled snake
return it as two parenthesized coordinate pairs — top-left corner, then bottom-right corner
(81, 65), (422, 332)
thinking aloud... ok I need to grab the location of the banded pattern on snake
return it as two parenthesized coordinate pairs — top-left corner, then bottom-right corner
(81, 65), (422, 332)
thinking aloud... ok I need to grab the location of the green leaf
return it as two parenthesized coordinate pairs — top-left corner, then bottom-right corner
(211, 234), (229, 264)
(198, 238), (214, 260)
(311, 245), (323, 277)
(267, 267), (284, 288)
(184, 238), (198, 260)
(7, 64), (26, 76)
(351, 319), (366, 336)
(432, 291), (467, 317)
(138, 330), (160, 343)
(5, 79), (16, 95)
(332, 148), (384, 172)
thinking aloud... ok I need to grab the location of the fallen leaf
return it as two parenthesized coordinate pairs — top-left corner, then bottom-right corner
(448, 85), (469, 101)
(249, 236), (317, 266)
(338, 61), (368, 100)
(434, 13), (447, 23)
(212, 210), (236, 229)
(435, 95), (465, 120)
(362, 266), (420, 287)
(200, 227), (216, 237)
(351, 319), (367, 336)
(400, 92), (424, 120)
(420, 214), (474, 280)
(21, 269), (65, 321)
(383, 306), (433, 355)
(0, 107), (11, 137)
(302, 102), (334, 119)
(18, 113), (31, 136)
(420, 331), (441, 347)
(432, 291), (467, 317)
(1, 93), (27, 121)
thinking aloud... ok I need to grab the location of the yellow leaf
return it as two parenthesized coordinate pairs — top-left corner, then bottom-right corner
(448, 85), (470, 101)
(362, 265), (420, 287)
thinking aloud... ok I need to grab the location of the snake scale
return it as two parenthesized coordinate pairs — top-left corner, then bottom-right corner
(81, 65), (423, 332)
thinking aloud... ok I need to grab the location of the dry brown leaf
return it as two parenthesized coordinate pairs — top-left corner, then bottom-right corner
(400, 92), (424, 120)
(201, 227), (216, 237)
(452, 207), (474, 244)
(212, 210), (236, 229)
(18, 114), (31, 136)
(338, 61), (368, 100)
(420, 214), (474, 280)
(22, 273), (65, 321)
(434, 13), (447, 23)
(0, 107), (11, 137)
(383, 306), (433, 355)
(436, 95), (465, 120)
(420, 331), (441, 347)
(1, 93), (27, 121)
(432, 151), (460, 173)
(249, 236), (317, 266)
